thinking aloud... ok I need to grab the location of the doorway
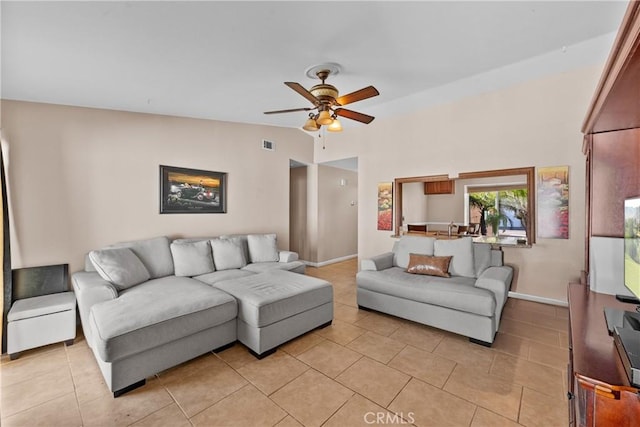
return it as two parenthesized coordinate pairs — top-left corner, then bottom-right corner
(289, 157), (358, 266)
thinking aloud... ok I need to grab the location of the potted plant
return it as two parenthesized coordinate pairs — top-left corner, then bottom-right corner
(485, 208), (509, 238)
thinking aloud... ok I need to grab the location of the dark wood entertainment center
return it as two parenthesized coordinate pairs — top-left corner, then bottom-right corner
(570, 1), (640, 425)
(568, 284), (640, 426)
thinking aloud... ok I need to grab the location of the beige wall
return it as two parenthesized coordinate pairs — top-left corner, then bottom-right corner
(289, 166), (309, 260)
(401, 182), (428, 227)
(315, 65), (601, 302)
(317, 165), (358, 263)
(1, 101), (314, 273)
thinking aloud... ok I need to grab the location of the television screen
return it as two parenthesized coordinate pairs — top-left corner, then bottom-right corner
(11, 264), (69, 301)
(624, 197), (640, 299)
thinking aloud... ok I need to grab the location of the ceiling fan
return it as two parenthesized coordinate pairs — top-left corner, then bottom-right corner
(264, 68), (379, 132)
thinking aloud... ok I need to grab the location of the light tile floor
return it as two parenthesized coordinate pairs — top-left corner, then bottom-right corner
(0, 259), (569, 426)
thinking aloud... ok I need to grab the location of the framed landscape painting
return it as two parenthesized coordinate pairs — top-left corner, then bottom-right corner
(537, 165), (569, 238)
(377, 182), (393, 231)
(159, 165), (227, 214)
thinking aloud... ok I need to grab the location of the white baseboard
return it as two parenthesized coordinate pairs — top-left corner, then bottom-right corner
(302, 254), (358, 268)
(508, 291), (568, 307)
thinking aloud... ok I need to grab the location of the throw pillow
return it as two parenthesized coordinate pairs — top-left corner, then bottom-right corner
(220, 234), (250, 262)
(473, 243), (492, 276)
(433, 237), (476, 278)
(109, 236), (174, 279)
(393, 236), (436, 269)
(247, 234), (279, 263)
(170, 240), (215, 277)
(406, 253), (452, 278)
(89, 247), (151, 291)
(210, 237), (247, 271)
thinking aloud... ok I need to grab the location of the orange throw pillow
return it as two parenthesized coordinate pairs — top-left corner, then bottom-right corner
(406, 253), (452, 278)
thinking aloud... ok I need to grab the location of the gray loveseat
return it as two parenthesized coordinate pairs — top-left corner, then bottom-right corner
(72, 234), (331, 397)
(357, 236), (513, 346)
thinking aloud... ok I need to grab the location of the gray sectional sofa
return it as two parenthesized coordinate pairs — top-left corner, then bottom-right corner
(357, 236), (513, 346)
(72, 234), (332, 397)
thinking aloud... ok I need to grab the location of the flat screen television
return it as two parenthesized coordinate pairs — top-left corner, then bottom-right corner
(624, 196), (640, 301)
(609, 196), (640, 387)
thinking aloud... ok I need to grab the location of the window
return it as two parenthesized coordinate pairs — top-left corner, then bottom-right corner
(468, 187), (528, 237)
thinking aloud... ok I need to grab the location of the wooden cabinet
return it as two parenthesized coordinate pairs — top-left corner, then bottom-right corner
(582, 1), (640, 266)
(568, 284), (640, 426)
(424, 180), (454, 195)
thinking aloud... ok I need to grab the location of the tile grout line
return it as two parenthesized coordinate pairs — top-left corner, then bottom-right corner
(156, 375), (193, 426)
(516, 384), (525, 425)
(64, 343), (87, 427)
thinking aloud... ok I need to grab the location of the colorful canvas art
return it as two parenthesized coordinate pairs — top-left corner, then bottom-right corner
(537, 166), (569, 239)
(377, 182), (393, 231)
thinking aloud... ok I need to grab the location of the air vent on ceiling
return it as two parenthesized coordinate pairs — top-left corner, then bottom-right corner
(262, 139), (275, 151)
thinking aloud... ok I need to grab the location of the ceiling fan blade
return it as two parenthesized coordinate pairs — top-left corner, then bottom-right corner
(285, 82), (319, 105)
(335, 108), (375, 124)
(336, 86), (379, 106)
(264, 107), (314, 115)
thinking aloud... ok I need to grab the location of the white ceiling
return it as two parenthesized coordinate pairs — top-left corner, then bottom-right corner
(0, 1), (628, 130)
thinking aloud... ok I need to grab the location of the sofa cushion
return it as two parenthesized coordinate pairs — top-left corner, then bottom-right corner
(242, 261), (306, 275)
(213, 270), (333, 328)
(357, 267), (495, 317)
(193, 269), (255, 285)
(89, 248), (150, 291)
(220, 234), (251, 263)
(89, 276), (237, 363)
(406, 254), (451, 278)
(211, 237), (247, 270)
(473, 243), (492, 277)
(392, 236), (436, 269)
(170, 240), (215, 277)
(434, 237), (476, 278)
(109, 236), (174, 279)
(247, 234), (279, 263)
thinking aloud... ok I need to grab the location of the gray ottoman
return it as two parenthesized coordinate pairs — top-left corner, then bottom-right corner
(214, 269), (333, 358)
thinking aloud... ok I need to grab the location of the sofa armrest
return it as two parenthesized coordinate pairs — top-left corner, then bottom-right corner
(475, 266), (514, 329)
(72, 271), (118, 347)
(279, 251), (299, 262)
(361, 252), (394, 271)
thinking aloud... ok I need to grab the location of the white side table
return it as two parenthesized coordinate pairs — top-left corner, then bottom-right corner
(7, 292), (76, 359)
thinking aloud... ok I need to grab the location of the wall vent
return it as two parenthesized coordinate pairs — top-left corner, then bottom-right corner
(262, 140), (275, 151)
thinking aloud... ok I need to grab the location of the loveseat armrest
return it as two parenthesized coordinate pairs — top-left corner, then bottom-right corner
(475, 266), (514, 329)
(279, 251), (299, 262)
(72, 271), (118, 347)
(361, 252), (394, 271)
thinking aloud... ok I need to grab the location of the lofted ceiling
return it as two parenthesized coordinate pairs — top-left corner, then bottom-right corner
(0, 1), (628, 131)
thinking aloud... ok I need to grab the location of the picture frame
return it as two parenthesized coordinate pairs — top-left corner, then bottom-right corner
(159, 165), (227, 214)
(377, 182), (393, 231)
(537, 165), (569, 239)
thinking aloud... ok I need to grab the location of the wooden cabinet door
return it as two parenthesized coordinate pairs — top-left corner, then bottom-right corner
(575, 375), (640, 426)
(424, 180), (454, 194)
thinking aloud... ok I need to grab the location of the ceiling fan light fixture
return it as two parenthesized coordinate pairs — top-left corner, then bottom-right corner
(317, 110), (333, 125)
(327, 117), (342, 132)
(302, 115), (319, 131)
